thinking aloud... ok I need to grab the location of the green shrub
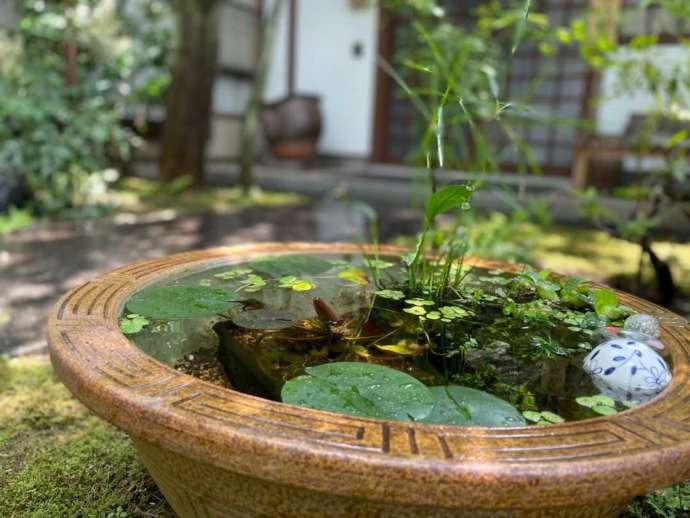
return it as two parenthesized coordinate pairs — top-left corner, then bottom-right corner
(0, 0), (171, 216)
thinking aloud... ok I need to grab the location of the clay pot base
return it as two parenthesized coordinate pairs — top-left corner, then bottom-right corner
(48, 243), (690, 517)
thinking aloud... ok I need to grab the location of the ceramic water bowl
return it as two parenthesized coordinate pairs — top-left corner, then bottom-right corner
(47, 244), (690, 517)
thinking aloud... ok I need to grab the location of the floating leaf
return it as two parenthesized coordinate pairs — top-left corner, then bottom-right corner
(592, 405), (617, 416)
(214, 268), (253, 280)
(576, 395), (615, 409)
(405, 298), (435, 306)
(337, 267), (368, 285)
(231, 308), (298, 330)
(119, 314), (149, 335)
(422, 386), (526, 427)
(281, 362), (434, 421)
(278, 275), (314, 291)
(439, 306), (469, 319)
(403, 306), (426, 316)
(375, 289), (405, 300)
(522, 411), (542, 423)
(522, 410), (564, 425)
(126, 285), (240, 319)
(364, 259), (395, 269)
(540, 411), (564, 424)
(424, 184), (474, 224)
(238, 274), (266, 293)
(250, 255), (332, 277)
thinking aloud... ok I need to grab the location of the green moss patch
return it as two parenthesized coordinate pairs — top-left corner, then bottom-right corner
(0, 356), (173, 517)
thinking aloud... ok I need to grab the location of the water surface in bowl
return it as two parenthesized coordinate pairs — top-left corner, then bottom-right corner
(123, 253), (672, 424)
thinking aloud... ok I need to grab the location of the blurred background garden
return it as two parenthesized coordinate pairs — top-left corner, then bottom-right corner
(1, 0), (689, 516)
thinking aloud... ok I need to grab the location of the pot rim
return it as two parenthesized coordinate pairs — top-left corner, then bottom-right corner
(47, 242), (690, 508)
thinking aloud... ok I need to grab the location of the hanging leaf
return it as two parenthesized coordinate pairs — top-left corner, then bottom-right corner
(512, 0), (532, 54)
(424, 184), (474, 225)
(422, 386), (526, 427)
(126, 285), (240, 319)
(231, 308), (298, 330)
(250, 254), (332, 278)
(281, 362), (434, 421)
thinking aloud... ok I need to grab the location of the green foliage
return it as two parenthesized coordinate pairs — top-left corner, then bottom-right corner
(0, 356), (173, 516)
(125, 285), (239, 319)
(382, 0), (556, 173)
(424, 184), (475, 225)
(277, 275), (314, 291)
(576, 395), (618, 416)
(281, 362), (435, 421)
(119, 313), (150, 335)
(0, 205), (33, 235)
(522, 409), (564, 425)
(423, 385), (526, 427)
(0, 0), (172, 215)
(281, 362), (524, 427)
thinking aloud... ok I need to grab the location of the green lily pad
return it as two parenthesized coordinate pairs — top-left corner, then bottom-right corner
(231, 308), (298, 330)
(422, 386), (526, 427)
(119, 314), (149, 335)
(126, 285), (240, 319)
(249, 254), (332, 278)
(281, 362), (434, 421)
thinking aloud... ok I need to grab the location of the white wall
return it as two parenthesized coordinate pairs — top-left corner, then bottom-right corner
(596, 45), (690, 135)
(265, 0), (379, 158)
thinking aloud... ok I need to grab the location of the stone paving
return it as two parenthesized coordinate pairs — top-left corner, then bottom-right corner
(0, 201), (420, 356)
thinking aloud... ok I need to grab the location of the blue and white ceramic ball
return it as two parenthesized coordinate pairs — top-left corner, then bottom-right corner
(583, 338), (671, 404)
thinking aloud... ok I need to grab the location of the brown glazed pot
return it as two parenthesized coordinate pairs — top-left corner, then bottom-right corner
(261, 95), (321, 160)
(47, 243), (690, 518)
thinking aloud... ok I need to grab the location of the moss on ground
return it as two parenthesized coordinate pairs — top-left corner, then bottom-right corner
(0, 356), (173, 517)
(109, 178), (306, 215)
(1, 356), (688, 517)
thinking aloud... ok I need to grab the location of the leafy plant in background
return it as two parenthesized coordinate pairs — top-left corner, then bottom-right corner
(0, 0), (172, 216)
(380, 0), (557, 175)
(564, 0), (690, 305)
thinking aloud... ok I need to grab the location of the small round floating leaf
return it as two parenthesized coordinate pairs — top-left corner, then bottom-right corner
(126, 285), (240, 319)
(405, 298), (435, 306)
(592, 405), (617, 416)
(522, 411), (542, 422)
(337, 267), (369, 285)
(281, 362), (434, 421)
(403, 306), (426, 316)
(231, 308), (298, 330)
(250, 254), (333, 277)
(119, 314), (149, 335)
(422, 386), (526, 427)
(364, 259), (395, 269)
(375, 289), (405, 300)
(540, 411), (565, 424)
